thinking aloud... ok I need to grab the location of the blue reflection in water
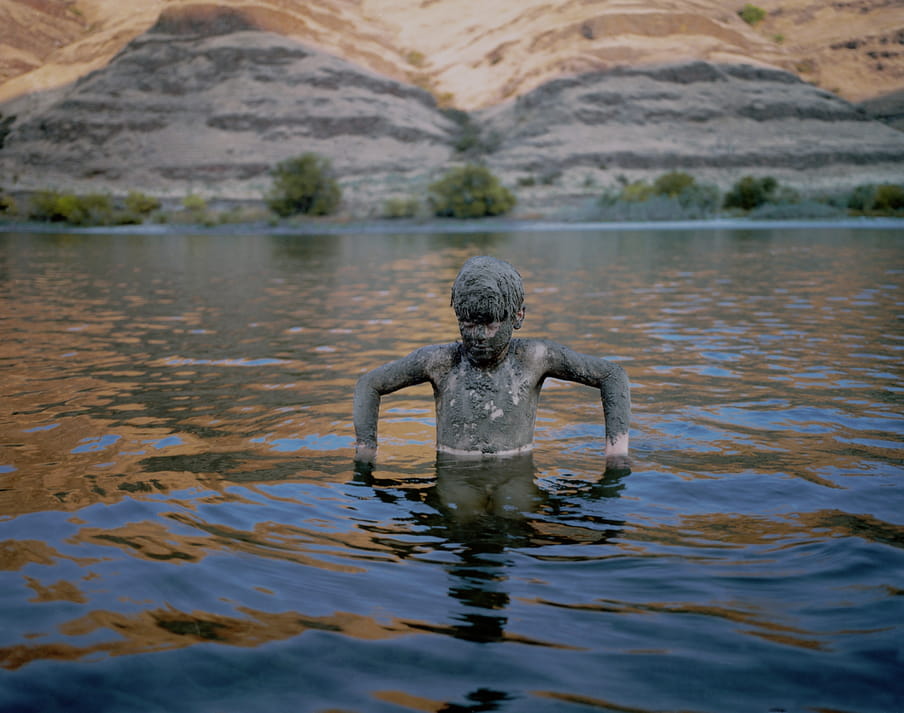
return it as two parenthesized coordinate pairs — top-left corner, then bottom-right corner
(0, 228), (901, 713)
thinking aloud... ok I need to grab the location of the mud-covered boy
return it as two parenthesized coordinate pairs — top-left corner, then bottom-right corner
(354, 256), (631, 469)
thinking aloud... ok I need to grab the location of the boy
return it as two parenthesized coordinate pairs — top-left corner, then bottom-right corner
(353, 256), (631, 469)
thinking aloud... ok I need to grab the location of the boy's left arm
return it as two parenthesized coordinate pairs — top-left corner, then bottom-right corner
(541, 341), (631, 469)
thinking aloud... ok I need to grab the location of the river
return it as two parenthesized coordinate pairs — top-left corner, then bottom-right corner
(0, 226), (902, 712)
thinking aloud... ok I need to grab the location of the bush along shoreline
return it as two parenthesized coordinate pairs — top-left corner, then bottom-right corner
(1, 158), (903, 228)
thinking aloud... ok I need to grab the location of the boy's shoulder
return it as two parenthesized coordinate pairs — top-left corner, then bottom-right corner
(409, 342), (461, 368)
(511, 337), (560, 359)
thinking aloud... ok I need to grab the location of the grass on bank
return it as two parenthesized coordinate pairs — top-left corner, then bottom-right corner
(594, 172), (904, 222)
(2, 163), (903, 228)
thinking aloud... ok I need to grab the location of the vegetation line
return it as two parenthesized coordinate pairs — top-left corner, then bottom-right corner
(2, 155), (903, 228)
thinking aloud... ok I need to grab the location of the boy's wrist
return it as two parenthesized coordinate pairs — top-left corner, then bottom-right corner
(355, 440), (377, 462)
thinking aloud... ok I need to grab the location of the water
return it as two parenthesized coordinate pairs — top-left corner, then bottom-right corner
(0, 227), (902, 713)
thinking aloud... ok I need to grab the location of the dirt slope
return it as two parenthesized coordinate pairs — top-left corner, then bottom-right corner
(0, 1), (901, 216)
(1, 0), (901, 107)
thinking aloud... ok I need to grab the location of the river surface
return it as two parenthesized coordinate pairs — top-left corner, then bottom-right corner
(0, 226), (902, 713)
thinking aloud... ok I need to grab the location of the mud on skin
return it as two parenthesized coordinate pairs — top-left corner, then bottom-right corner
(354, 256), (630, 468)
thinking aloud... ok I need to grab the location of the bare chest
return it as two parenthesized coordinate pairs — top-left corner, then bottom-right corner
(433, 353), (542, 452)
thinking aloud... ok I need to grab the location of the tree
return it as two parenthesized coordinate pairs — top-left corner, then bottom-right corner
(428, 164), (515, 218)
(738, 4), (766, 25)
(723, 175), (778, 211)
(266, 154), (341, 217)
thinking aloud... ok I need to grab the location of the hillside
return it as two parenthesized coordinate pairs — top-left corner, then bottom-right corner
(1, 0), (901, 107)
(0, 1), (902, 217)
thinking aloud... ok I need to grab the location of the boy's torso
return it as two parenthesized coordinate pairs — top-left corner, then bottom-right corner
(429, 339), (545, 455)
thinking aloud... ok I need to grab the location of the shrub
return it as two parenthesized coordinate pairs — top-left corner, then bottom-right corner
(182, 194), (207, 212)
(847, 184), (877, 212)
(596, 195), (699, 221)
(674, 182), (721, 215)
(383, 196), (421, 219)
(266, 153), (341, 217)
(597, 172), (720, 220)
(723, 175), (778, 211)
(873, 184), (904, 212)
(849, 183), (904, 214)
(748, 201), (845, 220)
(738, 3), (766, 25)
(59, 193), (115, 225)
(125, 191), (161, 216)
(428, 164), (516, 218)
(0, 191), (15, 215)
(620, 180), (653, 202)
(653, 171), (695, 198)
(28, 191), (66, 221)
(27, 190), (116, 225)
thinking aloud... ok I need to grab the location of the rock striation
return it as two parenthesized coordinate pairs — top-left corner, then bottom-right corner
(0, 13), (456, 211)
(0, 3), (902, 216)
(479, 61), (904, 192)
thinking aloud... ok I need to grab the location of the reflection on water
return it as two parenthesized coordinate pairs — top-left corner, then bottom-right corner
(0, 228), (902, 713)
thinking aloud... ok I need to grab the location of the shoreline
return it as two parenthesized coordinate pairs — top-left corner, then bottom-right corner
(2, 216), (904, 237)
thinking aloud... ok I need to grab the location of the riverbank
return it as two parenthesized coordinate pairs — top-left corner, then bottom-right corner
(3, 215), (904, 236)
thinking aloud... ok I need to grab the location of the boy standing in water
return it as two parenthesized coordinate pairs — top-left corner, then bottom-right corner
(354, 256), (631, 469)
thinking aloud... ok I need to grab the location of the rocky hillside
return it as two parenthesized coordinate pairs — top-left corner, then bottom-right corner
(0, 1), (902, 216)
(0, 12), (455, 210)
(480, 61), (904, 204)
(755, 0), (904, 104)
(1, 0), (901, 107)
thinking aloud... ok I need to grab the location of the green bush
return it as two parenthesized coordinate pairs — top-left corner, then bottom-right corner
(383, 196), (421, 219)
(873, 184), (904, 212)
(848, 183), (904, 214)
(27, 190), (117, 225)
(428, 164), (516, 218)
(620, 180), (653, 202)
(28, 191), (65, 221)
(60, 193), (115, 225)
(125, 191), (161, 216)
(723, 175), (778, 211)
(653, 171), (695, 198)
(266, 153), (341, 217)
(0, 191), (15, 215)
(738, 3), (766, 25)
(847, 184), (876, 212)
(598, 172), (720, 219)
(674, 182), (721, 214)
(182, 194), (207, 212)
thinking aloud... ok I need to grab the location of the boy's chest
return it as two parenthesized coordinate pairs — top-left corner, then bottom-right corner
(435, 357), (540, 420)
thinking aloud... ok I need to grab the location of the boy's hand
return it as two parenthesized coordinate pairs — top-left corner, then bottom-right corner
(604, 453), (632, 475)
(354, 440), (377, 464)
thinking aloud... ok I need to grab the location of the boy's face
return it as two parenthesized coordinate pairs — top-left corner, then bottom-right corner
(457, 308), (523, 367)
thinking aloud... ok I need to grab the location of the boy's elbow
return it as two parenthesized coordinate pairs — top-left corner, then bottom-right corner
(355, 370), (380, 397)
(602, 362), (629, 392)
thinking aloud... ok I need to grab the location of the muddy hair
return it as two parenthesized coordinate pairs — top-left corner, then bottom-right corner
(451, 256), (524, 323)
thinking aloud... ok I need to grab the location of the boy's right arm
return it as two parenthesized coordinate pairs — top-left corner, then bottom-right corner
(353, 346), (444, 463)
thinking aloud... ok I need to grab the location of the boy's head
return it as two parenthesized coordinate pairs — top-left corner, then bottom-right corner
(451, 257), (525, 366)
(451, 256), (524, 326)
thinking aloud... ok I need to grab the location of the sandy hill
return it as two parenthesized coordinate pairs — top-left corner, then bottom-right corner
(1, 0), (901, 106)
(0, 0), (902, 215)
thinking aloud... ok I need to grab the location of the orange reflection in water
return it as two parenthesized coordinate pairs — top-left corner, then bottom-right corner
(0, 230), (901, 710)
